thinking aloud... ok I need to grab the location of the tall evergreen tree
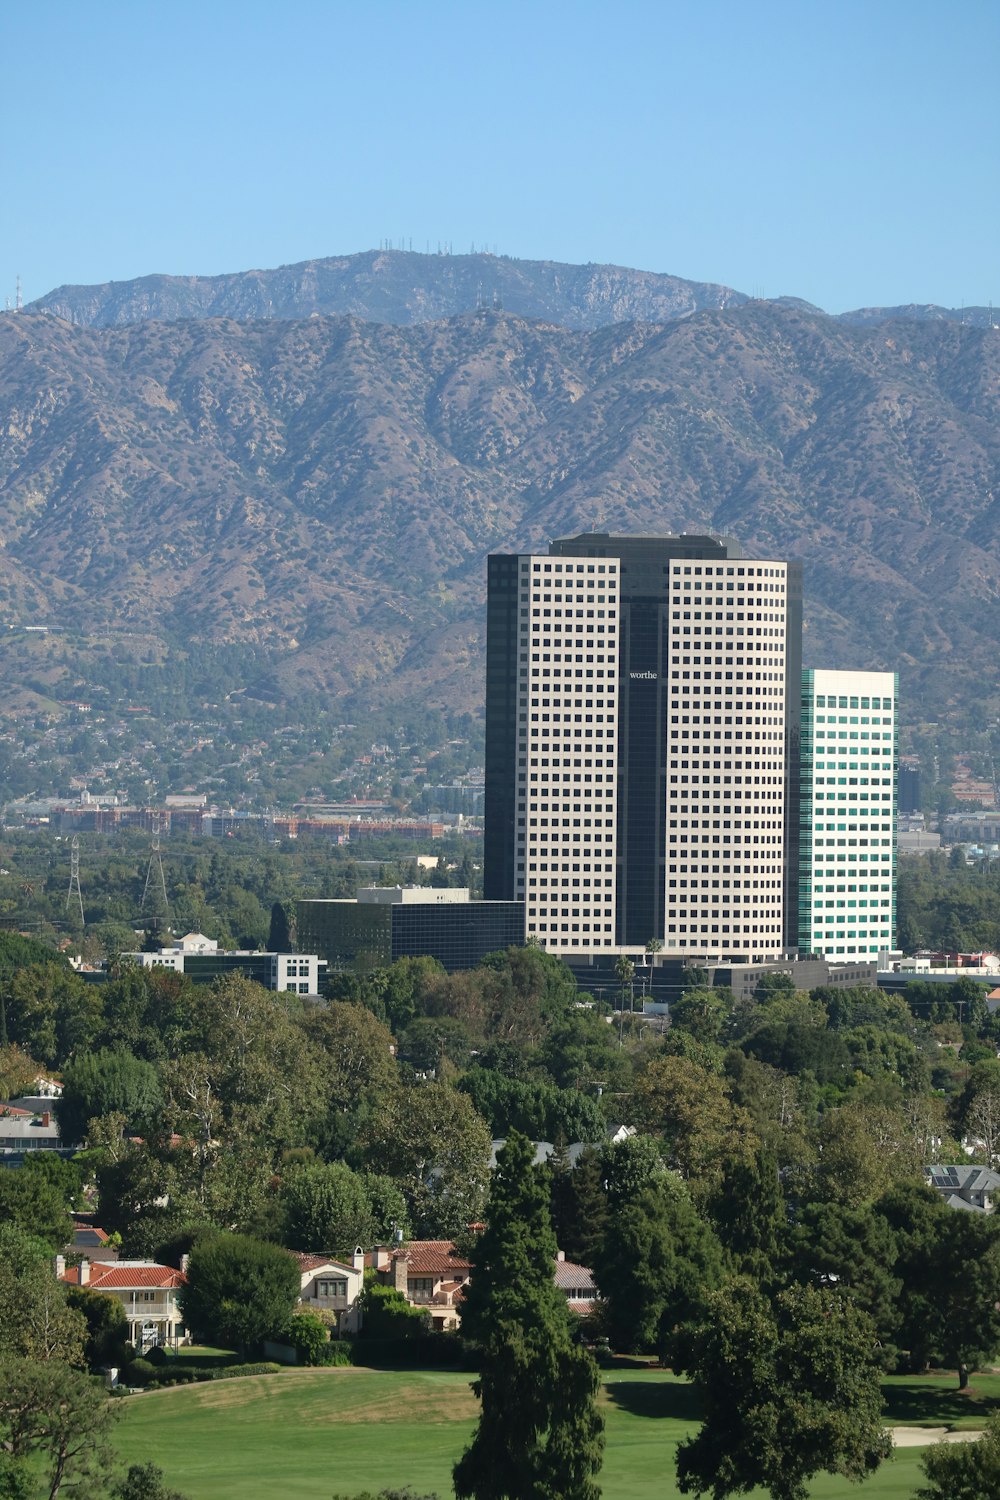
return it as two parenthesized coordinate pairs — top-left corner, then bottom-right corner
(561, 1145), (609, 1267)
(454, 1131), (604, 1500)
(709, 1147), (787, 1286)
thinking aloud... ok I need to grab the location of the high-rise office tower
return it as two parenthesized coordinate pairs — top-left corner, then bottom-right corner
(798, 669), (897, 960)
(484, 534), (803, 962)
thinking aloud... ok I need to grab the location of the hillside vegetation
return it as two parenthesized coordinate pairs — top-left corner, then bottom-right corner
(0, 303), (998, 731)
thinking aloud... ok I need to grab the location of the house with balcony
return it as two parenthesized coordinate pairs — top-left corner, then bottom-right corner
(371, 1240), (473, 1332)
(55, 1256), (187, 1351)
(370, 1240), (598, 1330)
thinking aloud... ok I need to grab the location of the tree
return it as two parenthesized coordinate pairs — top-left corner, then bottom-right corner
(458, 1068), (605, 1144)
(286, 1311), (328, 1365)
(280, 1160), (375, 1253)
(669, 987), (731, 1046)
(1, 964), (101, 1068)
(601, 1133), (668, 1211)
(453, 1132), (604, 1500)
(674, 1280), (891, 1500)
(56, 1047), (162, 1148)
(267, 900), (295, 952)
(0, 1043), (40, 1100)
(180, 1234), (300, 1354)
(113, 1464), (192, 1500)
(557, 1145), (608, 1268)
(65, 1285), (130, 1371)
(0, 1224), (86, 1366)
(364, 1083), (491, 1237)
(614, 955), (635, 1015)
(708, 1147), (787, 1286)
(0, 1160), (76, 1251)
(927, 1212), (1000, 1388)
(304, 1000), (399, 1127)
(634, 1055), (758, 1191)
(0, 1357), (118, 1500)
(788, 1201), (900, 1358)
(592, 1181), (723, 1354)
(916, 1408), (1000, 1500)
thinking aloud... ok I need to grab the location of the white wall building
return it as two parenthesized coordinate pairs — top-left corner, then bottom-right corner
(485, 535), (801, 962)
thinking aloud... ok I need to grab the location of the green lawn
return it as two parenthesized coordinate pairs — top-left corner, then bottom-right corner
(882, 1369), (1000, 1429)
(113, 1366), (962, 1500)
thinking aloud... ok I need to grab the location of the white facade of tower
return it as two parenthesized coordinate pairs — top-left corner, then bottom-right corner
(799, 668), (897, 960)
(514, 554), (620, 953)
(663, 557), (791, 961)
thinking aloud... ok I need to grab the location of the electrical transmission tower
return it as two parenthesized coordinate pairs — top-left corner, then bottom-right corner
(141, 819), (170, 929)
(66, 835), (84, 926)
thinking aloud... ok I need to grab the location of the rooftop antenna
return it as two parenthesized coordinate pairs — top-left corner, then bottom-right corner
(66, 835), (84, 926)
(141, 816), (170, 926)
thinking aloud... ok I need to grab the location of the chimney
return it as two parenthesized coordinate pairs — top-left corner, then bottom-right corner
(556, 1250), (565, 1262)
(41, 1111), (51, 1127)
(180, 1254), (190, 1276)
(393, 1253), (409, 1294)
(54, 1254), (66, 1279)
(372, 1245), (390, 1274)
(79, 1258), (90, 1286)
(352, 1248), (366, 1273)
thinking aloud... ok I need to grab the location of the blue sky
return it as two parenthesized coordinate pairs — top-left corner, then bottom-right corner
(3, 0), (997, 313)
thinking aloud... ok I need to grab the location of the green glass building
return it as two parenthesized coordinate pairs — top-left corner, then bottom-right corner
(798, 669), (897, 960)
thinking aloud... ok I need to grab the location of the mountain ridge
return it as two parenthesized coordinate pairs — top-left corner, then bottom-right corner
(1, 301), (999, 737)
(24, 248), (995, 333)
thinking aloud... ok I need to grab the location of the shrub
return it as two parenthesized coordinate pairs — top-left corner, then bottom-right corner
(287, 1312), (328, 1367)
(210, 1361), (283, 1379)
(123, 1358), (156, 1387)
(145, 1344), (169, 1366)
(318, 1342), (354, 1366)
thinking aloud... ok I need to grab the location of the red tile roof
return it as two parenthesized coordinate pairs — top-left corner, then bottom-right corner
(59, 1261), (185, 1290)
(394, 1240), (472, 1278)
(291, 1252), (356, 1274)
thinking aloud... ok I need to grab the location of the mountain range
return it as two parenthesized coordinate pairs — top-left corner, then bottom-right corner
(26, 249), (996, 333)
(2, 274), (999, 740)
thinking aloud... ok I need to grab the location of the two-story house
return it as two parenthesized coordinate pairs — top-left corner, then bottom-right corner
(371, 1241), (598, 1330)
(372, 1241), (473, 1332)
(925, 1164), (1000, 1211)
(56, 1257), (187, 1352)
(293, 1251), (365, 1334)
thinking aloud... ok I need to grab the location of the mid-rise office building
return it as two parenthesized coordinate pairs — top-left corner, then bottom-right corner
(798, 669), (897, 960)
(119, 933), (325, 994)
(296, 888), (525, 974)
(485, 533), (802, 962)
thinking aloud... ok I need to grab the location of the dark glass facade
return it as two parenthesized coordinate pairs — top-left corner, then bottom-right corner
(782, 562), (804, 948)
(296, 898), (525, 974)
(484, 555), (521, 902)
(390, 901), (525, 969)
(296, 901), (392, 972)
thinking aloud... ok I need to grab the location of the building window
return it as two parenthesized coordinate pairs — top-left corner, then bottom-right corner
(317, 1279), (348, 1298)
